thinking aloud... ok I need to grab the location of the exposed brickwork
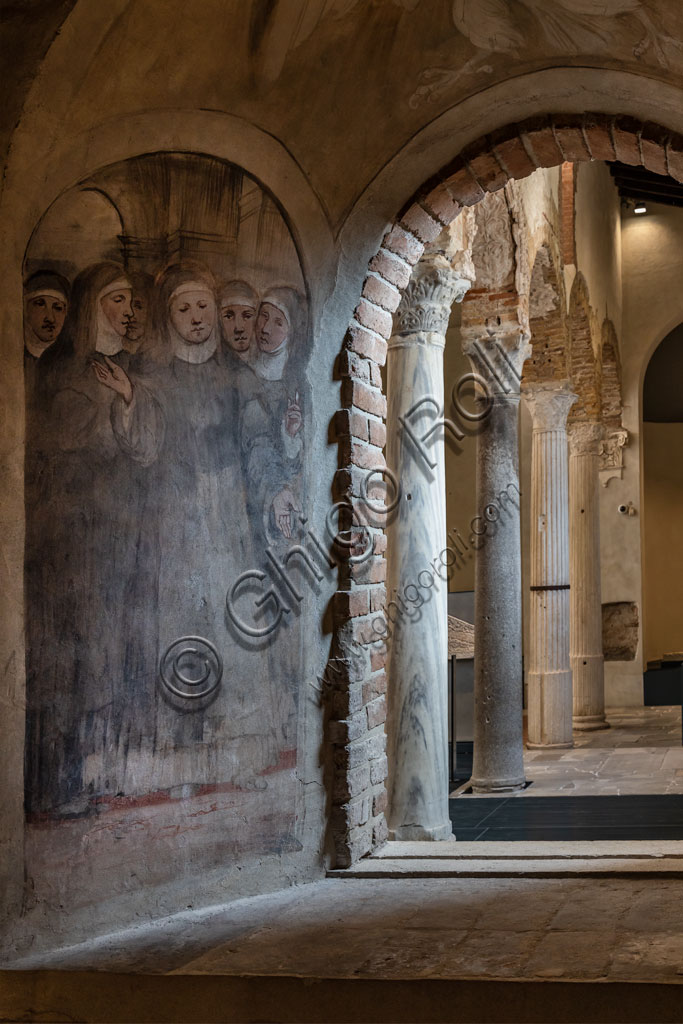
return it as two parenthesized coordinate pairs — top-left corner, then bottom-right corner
(611, 115), (642, 165)
(460, 287), (521, 338)
(581, 114), (617, 162)
(640, 122), (669, 176)
(399, 204), (443, 245)
(462, 145), (509, 193)
(522, 246), (569, 386)
(568, 275), (601, 425)
(489, 129), (537, 180)
(420, 184), (461, 226)
(329, 111), (677, 869)
(559, 162), (576, 267)
(552, 115), (592, 163)
(362, 273), (401, 314)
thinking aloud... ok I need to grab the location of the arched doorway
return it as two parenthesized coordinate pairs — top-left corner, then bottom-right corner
(328, 114), (683, 862)
(642, 323), (683, 668)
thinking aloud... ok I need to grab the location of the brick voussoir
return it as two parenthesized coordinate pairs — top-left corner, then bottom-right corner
(399, 203), (443, 244)
(354, 297), (394, 339)
(639, 121), (670, 176)
(666, 133), (683, 182)
(611, 115), (643, 166)
(550, 115), (592, 162)
(439, 157), (486, 206)
(581, 113), (617, 161)
(518, 115), (565, 167)
(362, 271), (401, 313)
(369, 247), (413, 290)
(463, 146), (509, 193)
(345, 324), (388, 366)
(382, 224), (424, 265)
(489, 131), (538, 181)
(419, 184), (461, 227)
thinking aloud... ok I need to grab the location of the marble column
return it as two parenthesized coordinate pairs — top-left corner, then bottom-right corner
(462, 326), (531, 793)
(524, 382), (577, 749)
(569, 422), (609, 730)
(386, 253), (470, 840)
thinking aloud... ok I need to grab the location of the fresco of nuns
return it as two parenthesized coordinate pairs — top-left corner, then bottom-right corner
(23, 154), (308, 843)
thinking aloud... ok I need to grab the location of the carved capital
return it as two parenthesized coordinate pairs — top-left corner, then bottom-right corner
(391, 253), (471, 346)
(461, 323), (531, 396)
(568, 421), (603, 457)
(522, 380), (577, 431)
(599, 428), (629, 486)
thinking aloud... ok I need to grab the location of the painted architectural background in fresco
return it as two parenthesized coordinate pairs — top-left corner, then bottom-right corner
(23, 154), (308, 861)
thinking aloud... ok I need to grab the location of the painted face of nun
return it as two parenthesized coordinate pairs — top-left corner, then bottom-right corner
(169, 285), (216, 344)
(25, 293), (68, 346)
(257, 302), (289, 353)
(100, 287), (133, 337)
(221, 303), (256, 353)
(127, 292), (149, 342)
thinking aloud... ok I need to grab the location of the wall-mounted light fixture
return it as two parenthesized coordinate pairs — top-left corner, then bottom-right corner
(634, 202), (647, 215)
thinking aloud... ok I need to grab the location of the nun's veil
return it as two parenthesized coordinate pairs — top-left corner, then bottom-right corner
(259, 285), (308, 374)
(45, 261), (130, 367)
(148, 260), (218, 366)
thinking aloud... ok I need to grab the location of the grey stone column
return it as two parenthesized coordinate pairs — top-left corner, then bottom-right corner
(386, 254), (470, 840)
(523, 382), (577, 749)
(462, 327), (531, 793)
(569, 422), (609, 730)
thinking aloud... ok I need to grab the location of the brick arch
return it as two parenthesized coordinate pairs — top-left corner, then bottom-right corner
(567, 274), (601, 425)
(522, 242), (569, 386)
(328, 111), (683, 867)
(601, 319), (623, 430)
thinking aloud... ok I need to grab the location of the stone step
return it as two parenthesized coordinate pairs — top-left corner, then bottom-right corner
(328, 856), (683, 878)
(372, 839), (683, 859)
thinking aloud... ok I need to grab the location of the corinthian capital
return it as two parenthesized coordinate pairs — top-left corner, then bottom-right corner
(568, 421), (604, 457)
(522, 381), (577, 431)
(461, 320), (531, 397)
(392, 253), (471, 343)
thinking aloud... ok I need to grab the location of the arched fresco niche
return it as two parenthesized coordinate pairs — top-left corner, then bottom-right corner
(23, 152), (308, 888)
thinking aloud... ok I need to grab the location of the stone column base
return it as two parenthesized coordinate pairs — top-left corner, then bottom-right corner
(572, 714), (610, 731)
(526, 740), (573, 750)
(470, 777), (526, 794)
(527, 668), (574, 748)
(389, 822), (455, 842)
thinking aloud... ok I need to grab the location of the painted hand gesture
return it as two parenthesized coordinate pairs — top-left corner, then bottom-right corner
(272, 485), (301, 540)
(92, 356), (133, 405)
(285, 390), (302, 437)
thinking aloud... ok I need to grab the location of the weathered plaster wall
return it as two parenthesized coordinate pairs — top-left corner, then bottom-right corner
(621, 201), (683, 679)
(574, 161), (622, 336)
(622, 203), (683, 667)
(643, 422), (683, 661)
(7, 0), (683, 953)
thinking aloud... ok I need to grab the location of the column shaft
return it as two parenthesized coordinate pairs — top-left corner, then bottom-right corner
(569, 425), (608, 729)
(525, 384), (576, 749)
(385, 255), (469, 840)
(470, 393), (526, 791)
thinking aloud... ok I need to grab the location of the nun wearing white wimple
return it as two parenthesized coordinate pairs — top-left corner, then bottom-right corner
(241, 286), (308, 553)
(25, 262), (165, 818)
(238, 285), (310, 755)
(142, 261), (279, 792)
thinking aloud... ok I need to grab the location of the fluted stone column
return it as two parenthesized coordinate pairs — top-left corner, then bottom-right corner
(462, 327), (531, 793)
(569, 422), (609, 730)
(524, 382), (577, 749)
(386, 254), (470, 840)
